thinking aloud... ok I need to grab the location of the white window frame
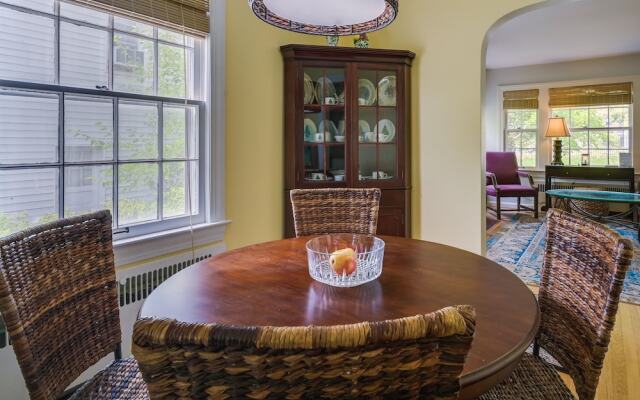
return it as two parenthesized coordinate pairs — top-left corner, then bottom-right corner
(0, 0), (229, 263)
(503, 108), (538, 168)
(550, 104), (632, 167)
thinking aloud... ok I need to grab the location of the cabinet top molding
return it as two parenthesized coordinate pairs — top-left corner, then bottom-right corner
(280, 44), (415, 65)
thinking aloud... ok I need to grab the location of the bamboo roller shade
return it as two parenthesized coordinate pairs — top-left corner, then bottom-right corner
(503, 89), (539, 110)
(68, 0), (209, 36)
(549, 82), (633, 108)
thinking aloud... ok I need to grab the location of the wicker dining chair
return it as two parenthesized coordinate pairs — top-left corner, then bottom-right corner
(290, 188), (382, 237)
(133, 305), (476, 399)
(0, 211), (148, 400)
(480, 209), (633, 400)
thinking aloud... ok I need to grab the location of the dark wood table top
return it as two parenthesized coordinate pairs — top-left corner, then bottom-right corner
(139, 235), (539, 398)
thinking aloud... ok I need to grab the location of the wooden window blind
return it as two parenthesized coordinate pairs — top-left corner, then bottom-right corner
(549, 82), (633, 108)
(503, 89), (539, 109)
(67, 0), (209, 36)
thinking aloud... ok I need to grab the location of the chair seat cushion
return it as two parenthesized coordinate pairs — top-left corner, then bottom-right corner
(69, 358), (148, 400)
(487, 184), (537, 197)
(478, 352), (575, 399)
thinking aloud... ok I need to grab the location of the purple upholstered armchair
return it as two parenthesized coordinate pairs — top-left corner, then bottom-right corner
(486, 152), (538, 219)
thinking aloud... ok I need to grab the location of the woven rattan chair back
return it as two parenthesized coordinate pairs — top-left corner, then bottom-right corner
(290, 188), (381, 237)
(133, 305), (476, 399)
(0, 210), (121, 400)
(539, 209), (633, 400)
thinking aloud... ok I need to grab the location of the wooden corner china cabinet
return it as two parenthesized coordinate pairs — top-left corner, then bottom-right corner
(281, 44), (415, 237)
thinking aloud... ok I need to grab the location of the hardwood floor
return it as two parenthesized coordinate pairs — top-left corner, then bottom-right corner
(525, 286), (640, 399)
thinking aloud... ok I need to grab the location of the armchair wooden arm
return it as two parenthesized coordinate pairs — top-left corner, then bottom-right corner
(517, 171), (536, 189)
(486, 171), (498, 190)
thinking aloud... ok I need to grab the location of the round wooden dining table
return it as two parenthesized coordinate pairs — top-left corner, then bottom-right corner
(139, 235), (539, 399)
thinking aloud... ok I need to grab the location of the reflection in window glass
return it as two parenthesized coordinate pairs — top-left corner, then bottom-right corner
(163, 105), (198, 159)
(60, 2), (109, 26)
(158, 28), (194, 47)
(0, 7), (55, 84)
(64, 165), (113, 218)
(158, 44), (194, 98)
(0, 168), (59, 237)
(163, 161), (198, 218)
(64, 96), (114, 162)
(0, 90), (59, 164)
(118, 163), (159, 225)
(113, 33), (155, 95)
(60, 22), (110, 89)
(118, 101), (159, 160)
(114, 17), (153, 37)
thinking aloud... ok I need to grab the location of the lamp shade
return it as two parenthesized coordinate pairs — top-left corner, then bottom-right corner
(248, 0), (398, 36)
(545, 117), (571, 138)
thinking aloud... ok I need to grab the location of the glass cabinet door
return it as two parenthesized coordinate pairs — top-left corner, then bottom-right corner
(356, 69), (398, 183)
(302, 66), (346, 183)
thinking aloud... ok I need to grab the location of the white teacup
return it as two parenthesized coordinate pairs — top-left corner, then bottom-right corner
(311, 172), (325, 180)
(372, 171), (388, 179)
(314, 133), (325, 142)
(358, 98), (366, 105)
(325, 97), (336, 105)
(334, 135), (345, 143)
(335, 174), (345, 182)
(364, 132), (377, 142)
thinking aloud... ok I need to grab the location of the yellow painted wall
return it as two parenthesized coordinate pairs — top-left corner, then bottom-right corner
(225, 0), (547, 253)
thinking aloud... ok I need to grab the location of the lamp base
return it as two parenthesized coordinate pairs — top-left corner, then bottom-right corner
(551, 138), (564, 166)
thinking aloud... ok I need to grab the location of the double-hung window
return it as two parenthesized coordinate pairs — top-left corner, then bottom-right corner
(503, 89), (539, 168)
(0, 0), (207, 239)
(551, 105), (631, 166)
(549, 83), (632, 167)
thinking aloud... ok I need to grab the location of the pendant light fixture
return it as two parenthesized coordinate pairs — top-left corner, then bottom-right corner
(248, 0), (398, 36)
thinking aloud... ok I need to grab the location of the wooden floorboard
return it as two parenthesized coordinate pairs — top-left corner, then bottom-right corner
(526, 288), (640, 399)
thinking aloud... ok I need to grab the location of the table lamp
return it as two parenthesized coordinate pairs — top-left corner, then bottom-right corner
(545, 117), (571, 165)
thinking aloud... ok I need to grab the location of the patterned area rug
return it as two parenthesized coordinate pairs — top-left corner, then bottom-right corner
(487, 213), (640, 305)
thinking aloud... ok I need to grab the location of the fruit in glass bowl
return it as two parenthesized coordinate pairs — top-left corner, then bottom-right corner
(330, 248), (357, 276)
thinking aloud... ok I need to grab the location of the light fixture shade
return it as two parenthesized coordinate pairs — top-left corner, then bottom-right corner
(545, 117), (571, 138)
(248, 0), (398, 36)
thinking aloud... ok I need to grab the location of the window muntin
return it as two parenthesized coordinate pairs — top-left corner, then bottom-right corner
(504, 109), (537, 168)
(0, 1), (206, 239)
(551, 105), (631, 166)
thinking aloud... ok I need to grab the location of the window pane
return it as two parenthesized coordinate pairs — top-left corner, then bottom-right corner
(609, 150), (622, 167)
(158, 28), (194, 47)
(60, 2), (109, 26)
(589, 149), (608, 166)
(609, 130), (629, 149)
(118, 163), (158, 225)
(2, 0), (54, 13)
(568, 130), (588, 150)
(113, 33), (154, 95)
(589, 130), (608, 149)
(64, 96), (113, 162)
(64, 165), (113, 217)
(521, 131), (536, 149)
(570, 108), (588, 129)
(114, 17), (153, 37)
(0, 90), (58, 164)
(520, 110), (537, 129)
(118, 101), (159, 160)
(163, 104), (198, 159)
(0, 7), (55, 83)
(163, 161), (198, 218)
(588, 108), (608, 128)
(0, 168), (58, 237)
(60, 22), (110, 89)
(505, 132), (520, 151)
(506, 110), (522, 130)
(158, 44), (193, 98)
(552, 109), (570, 120)
(521, 149), (536, 168)
(610, 107), (630, 128)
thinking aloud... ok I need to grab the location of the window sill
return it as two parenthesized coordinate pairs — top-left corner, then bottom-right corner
(113, 219), (231, 266)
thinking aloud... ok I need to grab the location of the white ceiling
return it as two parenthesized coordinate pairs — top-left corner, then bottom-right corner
(486, 0), (640, 69)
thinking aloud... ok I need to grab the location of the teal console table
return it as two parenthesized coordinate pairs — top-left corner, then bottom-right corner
(547, 189), (640, 238)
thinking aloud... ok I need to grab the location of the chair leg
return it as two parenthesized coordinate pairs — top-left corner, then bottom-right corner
(517, 197), (521, 211)
(496, 197), (501, 220)
(534, 195), (539, 219)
